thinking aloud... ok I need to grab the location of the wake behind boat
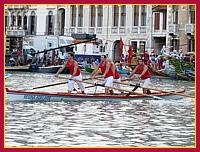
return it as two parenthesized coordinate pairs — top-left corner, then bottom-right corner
(5, 87), (186, 102)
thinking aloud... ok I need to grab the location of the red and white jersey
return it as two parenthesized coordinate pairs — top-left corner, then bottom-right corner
(66, 60), (80, 76)
(99, 61), (114, 78)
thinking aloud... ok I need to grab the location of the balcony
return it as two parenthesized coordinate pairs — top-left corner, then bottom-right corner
(185, 24), (195, 35)
(6, 30), (26, 37)
(88, 27), (95, 34)
(7, 5), (29, 10)
(131, 26), (138, 33)
(168, 24), (179, 36)
(96, 27), (103, 34)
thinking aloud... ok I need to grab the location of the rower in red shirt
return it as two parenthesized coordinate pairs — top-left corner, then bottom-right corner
(107, 59), (123, 93)
(90, 55), (114, 95)
(129, 58), (151, 94)
(55, 52), (85, 94)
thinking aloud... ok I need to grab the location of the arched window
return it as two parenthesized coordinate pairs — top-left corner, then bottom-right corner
(17, 12), (22, 27)
(11, 12), (16, 26)
(23, 14), (27, 30)
(47, 11), (54, 35)
(30, 11), (36, 35)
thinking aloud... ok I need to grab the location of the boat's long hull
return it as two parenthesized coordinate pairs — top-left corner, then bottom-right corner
(5, 88), (186, 102)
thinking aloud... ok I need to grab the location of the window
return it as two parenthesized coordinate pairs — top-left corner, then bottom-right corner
(163, 11), (167, 30)
(114, 5), (119, 26)
(141, 5), (146, 26)
(23, 15), (27, 30)
(97, 5), (103, 27)
(12, 15), (16, 26)
(188, 38), (195, 52)
(17, 15), (22, 27)
(134, 6), (139, 26)
(90, 5), (96, 27)
(48, 11), (54, 35)
(172, 5), (179, 24)
(71, 5), (76, 27)
(30, 11), (36, 35)
(154, 13), (160, 30)
(131, 41), (138, 53)
(78, 5), (83, 27)
(189, 5), (195, 24)
(121, 5), (126, 26)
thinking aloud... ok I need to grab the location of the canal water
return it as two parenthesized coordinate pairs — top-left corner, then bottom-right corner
(5, 71), (195, 147)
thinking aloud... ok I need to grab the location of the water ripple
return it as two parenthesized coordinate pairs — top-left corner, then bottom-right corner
(5, 72), (195, 147)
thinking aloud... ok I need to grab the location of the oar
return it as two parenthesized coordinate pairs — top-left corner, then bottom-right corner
(32, 81), (67, 89)
(95, 78), (194, 98)
(142, 86), (195, 98)
(58, 76), (162, 100)
(31, 76), (96, 90)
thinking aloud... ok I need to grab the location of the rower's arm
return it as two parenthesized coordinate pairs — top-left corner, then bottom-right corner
(71, 61), (78, 78)
(129, 66), (138, 78)
(55, 64), (67, 77)
(112, 64), (115, 75)
(91, 64), (100, 77)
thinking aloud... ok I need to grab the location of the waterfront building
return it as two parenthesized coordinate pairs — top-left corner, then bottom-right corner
(5, 4), (195, 62)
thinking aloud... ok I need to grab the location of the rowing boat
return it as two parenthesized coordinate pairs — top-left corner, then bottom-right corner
(5, 87), (186, 102)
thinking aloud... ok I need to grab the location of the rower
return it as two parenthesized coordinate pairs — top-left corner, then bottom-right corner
(90, 55), (114, 95)
(128, 58), (151, 94)
(107, 59), (123, 93)
(55, 52), (85, 94)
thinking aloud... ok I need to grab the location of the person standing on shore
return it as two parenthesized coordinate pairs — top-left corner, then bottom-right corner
(55, 52), (85, 94)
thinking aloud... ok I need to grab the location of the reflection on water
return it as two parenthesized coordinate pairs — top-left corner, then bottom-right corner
(5, 72), (195, 147)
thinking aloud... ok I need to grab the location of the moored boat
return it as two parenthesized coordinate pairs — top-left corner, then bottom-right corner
(5, 87), (186, 102)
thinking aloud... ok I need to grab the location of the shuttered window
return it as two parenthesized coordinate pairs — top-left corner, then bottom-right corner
(90, 5), (96, 27)
(134, 5), (139, 26)
(71, 5), (76, 27)
(97, 5), (103, 27)
(121, 5), (126, 26)
(114, 5), (119, 26)
(154, 13), (160, 30)
(163, 11), (166, 30)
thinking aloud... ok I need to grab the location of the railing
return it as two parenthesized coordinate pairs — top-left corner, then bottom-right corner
(111, 27), (118, 34)
(96, 27), (103, 34)
(185, 24), (195, 35)
(6, 30), (26, 37)
(168, 24), (179, 35)
(119, 27), (126, 34)
(131, 26), (139, 33)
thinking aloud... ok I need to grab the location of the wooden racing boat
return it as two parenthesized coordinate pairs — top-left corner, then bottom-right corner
(5, 88), (186, 102)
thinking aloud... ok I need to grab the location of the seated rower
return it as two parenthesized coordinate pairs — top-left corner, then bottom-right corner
(128, 58), (151, 94)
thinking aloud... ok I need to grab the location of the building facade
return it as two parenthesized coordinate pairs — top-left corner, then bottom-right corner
(5, 4), (195, 60)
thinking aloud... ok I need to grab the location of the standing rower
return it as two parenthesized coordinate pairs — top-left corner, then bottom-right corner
(55, 52), (85, 94)
(107, 59), (123, 93)
(90, 55), (114, 95)
(128, 58), (151, 94)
